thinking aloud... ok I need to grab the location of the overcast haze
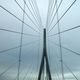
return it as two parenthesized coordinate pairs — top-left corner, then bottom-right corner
(0, 0), (80, 80)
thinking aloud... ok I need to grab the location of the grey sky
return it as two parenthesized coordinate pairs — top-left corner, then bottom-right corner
(0, 0), (80, 80)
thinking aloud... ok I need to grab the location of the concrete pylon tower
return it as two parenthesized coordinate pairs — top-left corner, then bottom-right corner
(38, 28), (52, 80)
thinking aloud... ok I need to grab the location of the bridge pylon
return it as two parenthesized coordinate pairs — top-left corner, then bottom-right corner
(38, 28), (52, 80)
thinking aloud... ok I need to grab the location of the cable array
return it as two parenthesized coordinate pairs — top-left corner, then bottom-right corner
(0, 0), (80, 80)
(0, 0), (42, 80)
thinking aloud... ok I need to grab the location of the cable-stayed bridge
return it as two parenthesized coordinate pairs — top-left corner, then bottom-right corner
(0, 0), (80, 80)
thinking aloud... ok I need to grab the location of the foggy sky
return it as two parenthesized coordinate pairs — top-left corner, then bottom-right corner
(0, 0), (80, 80)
